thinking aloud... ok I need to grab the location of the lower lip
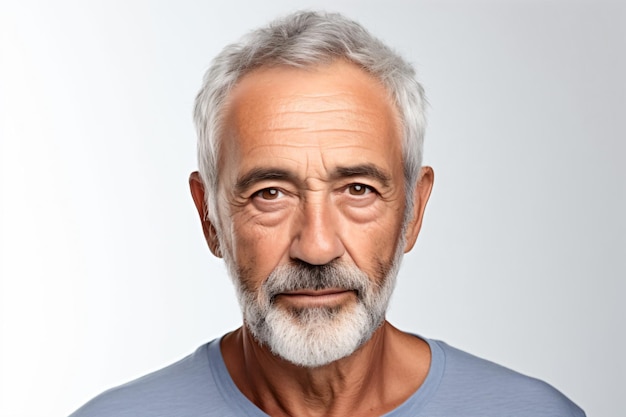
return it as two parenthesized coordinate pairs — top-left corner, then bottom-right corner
(276, 290), (356, 307)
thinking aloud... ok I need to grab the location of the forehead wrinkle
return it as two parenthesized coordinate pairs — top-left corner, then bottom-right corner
(274, 90), (374, 104)
(250, 128), (382, 137)
(235, 112), (383, 139)
(252, 97), (388, 125)
(274, 107), (382, 119)
(234, 92), (374, 123)
(241, 142), (383, 152)
(220, 62), (405, 194)
(276, 102), (378, 114)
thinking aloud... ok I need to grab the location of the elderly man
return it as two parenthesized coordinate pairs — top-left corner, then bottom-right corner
(71, 11), (584, 417)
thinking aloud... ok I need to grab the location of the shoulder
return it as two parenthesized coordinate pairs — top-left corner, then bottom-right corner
(425, 340), (585, 417)
(69, 341), (223, 417)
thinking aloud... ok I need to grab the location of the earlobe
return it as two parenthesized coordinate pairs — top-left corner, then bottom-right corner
(189, 171), (223, 258)
(403, 166), (434, 253)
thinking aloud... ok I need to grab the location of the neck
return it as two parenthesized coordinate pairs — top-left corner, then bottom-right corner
(220, 321), (431, 417)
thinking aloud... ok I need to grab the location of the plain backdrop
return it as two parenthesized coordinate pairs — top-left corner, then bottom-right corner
(1, 1), (624, 416)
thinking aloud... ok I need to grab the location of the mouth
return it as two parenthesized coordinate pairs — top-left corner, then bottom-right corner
(274, 288), (357, 308)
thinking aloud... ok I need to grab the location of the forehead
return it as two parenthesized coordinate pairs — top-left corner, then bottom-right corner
(219, 61), (403, 177)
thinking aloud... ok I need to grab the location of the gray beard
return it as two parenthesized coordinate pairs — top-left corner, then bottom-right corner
(225, 243), (404, 368)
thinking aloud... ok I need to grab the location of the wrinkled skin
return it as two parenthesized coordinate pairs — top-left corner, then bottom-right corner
(190, 61), (434, 417)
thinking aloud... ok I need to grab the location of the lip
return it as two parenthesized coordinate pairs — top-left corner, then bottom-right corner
(282, 288), (352, 296)
(276, 288), (356, 307)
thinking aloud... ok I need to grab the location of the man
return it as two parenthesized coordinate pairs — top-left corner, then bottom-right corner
(71, 11), (585, 417)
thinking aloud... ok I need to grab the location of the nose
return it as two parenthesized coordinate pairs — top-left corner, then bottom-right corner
(289, 200), (345, 265)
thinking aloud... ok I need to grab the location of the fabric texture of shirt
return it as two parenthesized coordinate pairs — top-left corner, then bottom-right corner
(70, 336), (586, 416)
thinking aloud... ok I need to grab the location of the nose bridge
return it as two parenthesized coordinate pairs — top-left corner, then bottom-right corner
(290, 194), (344, 265)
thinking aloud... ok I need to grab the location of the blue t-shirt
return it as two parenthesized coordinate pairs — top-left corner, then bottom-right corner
(70, 336), (585, 416)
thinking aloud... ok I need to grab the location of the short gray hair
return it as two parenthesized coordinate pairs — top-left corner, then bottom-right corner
(193, 10), (427, 222)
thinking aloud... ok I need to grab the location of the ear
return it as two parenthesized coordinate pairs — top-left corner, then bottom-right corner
(189, 171), (223, 258)
(403, 166), (434, 253)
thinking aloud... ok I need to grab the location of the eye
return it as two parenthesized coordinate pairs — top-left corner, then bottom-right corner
(347, 183), (374, 196)
(254, 187), (284, 200)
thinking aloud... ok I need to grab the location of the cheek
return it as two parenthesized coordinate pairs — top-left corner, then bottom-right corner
(342, 215), (403, 275)
(229, 216), (291, 289)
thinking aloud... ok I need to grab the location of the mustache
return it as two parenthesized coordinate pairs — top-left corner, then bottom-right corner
(262, 260), (370, 299)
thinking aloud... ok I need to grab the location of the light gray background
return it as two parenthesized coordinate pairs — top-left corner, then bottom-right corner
(1, 1), (624, 416)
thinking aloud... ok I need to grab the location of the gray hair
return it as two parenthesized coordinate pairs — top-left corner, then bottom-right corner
(193, 10), (427, 223)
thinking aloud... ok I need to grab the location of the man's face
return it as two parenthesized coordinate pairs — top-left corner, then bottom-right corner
(210, 61), (415, 366)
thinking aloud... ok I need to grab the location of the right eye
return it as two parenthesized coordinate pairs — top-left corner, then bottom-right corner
(253, 188), (284, 200)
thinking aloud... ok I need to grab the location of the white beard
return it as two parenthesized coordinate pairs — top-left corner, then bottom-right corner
(224, 242), (404, 368)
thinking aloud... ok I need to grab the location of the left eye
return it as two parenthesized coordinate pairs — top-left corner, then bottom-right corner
(347, 184), (373, 195)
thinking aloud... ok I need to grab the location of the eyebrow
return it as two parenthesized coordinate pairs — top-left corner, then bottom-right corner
(234, 163), (392, 192)
(332, 164), (391, 187)
(235, 168), (297, 192)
